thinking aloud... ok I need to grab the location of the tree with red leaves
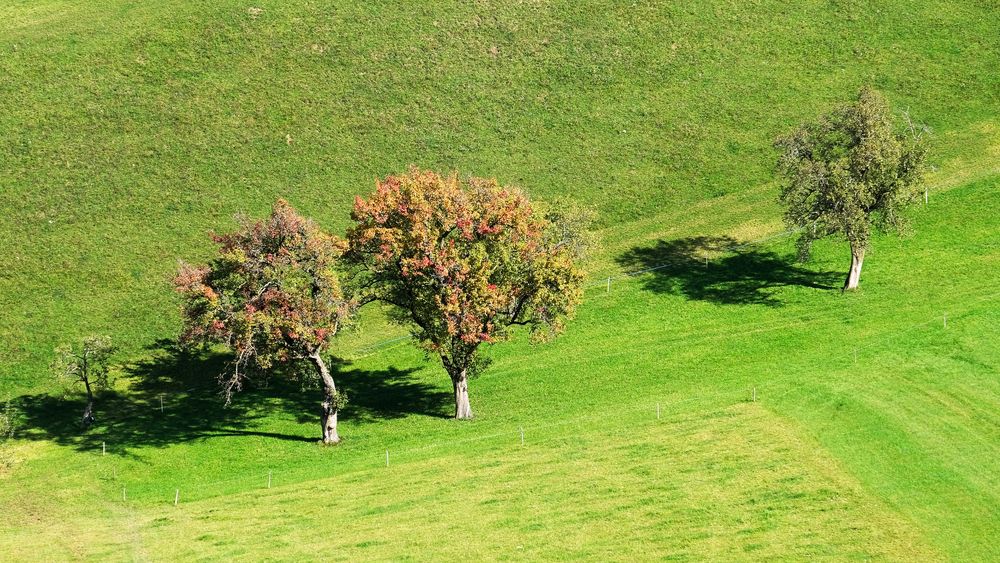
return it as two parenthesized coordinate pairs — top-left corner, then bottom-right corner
(347, 169), (589, 419)
(175, 200), (351, 444)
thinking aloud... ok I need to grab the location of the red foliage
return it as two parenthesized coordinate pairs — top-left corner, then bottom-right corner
(174, 200), (350, 394)
(347, 168), (584, 379)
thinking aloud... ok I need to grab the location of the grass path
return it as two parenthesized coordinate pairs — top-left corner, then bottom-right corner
(2, 403), (942, 561)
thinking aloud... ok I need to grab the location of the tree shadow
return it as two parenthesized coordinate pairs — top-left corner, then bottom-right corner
(12, 339), (450, 454)
(616, 236), (840, 306)
(335, 359), (452, 423)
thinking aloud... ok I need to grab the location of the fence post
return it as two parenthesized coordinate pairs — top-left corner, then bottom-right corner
(102, 442), (106, 456)
(752, 387), (757, 402)
(268, 471), (272, 489)
(606, 277), (611, 293)
(656, 403), (660, 419)
(122, 486), (126, 502)
(519, 426), (524, 446)
(386, 449), (389, 467)
(174, 489), (179, 506)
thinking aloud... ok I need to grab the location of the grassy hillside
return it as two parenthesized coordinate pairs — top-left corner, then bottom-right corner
(1, 0), (999, 560)
(1, 0), (998, 389)
(3, 177), (998, 559)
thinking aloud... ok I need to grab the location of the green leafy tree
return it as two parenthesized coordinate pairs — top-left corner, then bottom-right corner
(346, 168), (589, 419)
(50, 335), (116, 427)
(775, 87), (928, 290)
(175, 200), (352, 444)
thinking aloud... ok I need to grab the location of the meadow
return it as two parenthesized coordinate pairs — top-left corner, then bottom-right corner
(1, 0), (998, 560)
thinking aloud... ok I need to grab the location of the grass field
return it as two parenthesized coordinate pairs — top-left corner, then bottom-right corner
(1, 1), (999, 560)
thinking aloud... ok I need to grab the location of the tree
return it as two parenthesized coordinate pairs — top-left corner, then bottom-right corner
(175, 200), (352, 444)
(346, 168), (589, 419)
(775, 87), (927, 290)
(50, 335), (116, 427)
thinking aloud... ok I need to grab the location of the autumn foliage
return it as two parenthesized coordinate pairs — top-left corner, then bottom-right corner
(175, 200), (351, 443)
(347, 168), (588, 419)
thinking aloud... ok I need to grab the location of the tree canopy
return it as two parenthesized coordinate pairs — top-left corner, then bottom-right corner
(175, 200), (351, 443)
(346, 168), (588, 419)
(775, 86), (927, 290)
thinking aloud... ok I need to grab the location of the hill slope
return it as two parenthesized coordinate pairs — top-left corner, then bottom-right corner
(3, 176), (998, 559)
(1, 1), (999, 560)
(1, 0), (998, 387)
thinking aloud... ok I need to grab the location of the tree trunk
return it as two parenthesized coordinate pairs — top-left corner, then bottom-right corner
(843, 246), (865, 291)
(451, 369), (473, 420)
(81, 377), (95, 427)
(308, 352), (341, 444)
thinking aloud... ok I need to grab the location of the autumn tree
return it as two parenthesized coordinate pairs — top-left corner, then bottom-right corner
(775, 87), (927, 290)
(346, 169), (589, 419)
(50, 335), (115, 427)
(175, 200), (351, 444)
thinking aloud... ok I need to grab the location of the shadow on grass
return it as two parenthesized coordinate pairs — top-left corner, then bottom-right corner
(336, 358), (452, 424)
(13, 339), (449, 454)
(616, 236), (840, 306)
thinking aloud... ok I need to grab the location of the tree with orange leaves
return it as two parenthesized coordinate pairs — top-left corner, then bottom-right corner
(346, 169), (589, 419)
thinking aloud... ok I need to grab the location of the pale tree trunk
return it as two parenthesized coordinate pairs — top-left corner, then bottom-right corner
(844, 246), (865, 291)
(451, 368), (473, 420)
(308, 352), (341, 444)
(81, 377), (95, 427)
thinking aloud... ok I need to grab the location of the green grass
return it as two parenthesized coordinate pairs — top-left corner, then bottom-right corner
(2, 0), (999, 389)
(1, 1), (999, 560)
(2, 178), (996, 560)
(85, 405), (942, 560)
